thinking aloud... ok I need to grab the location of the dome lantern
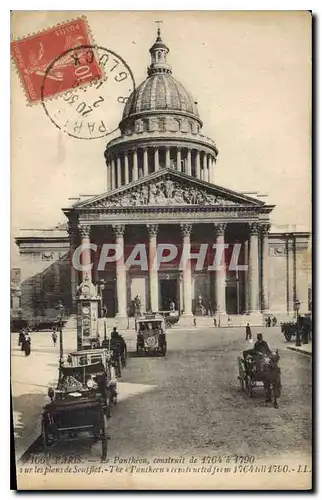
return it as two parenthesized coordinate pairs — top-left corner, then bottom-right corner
(148, 28), (172, 76)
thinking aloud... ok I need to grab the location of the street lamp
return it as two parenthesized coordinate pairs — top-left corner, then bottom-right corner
(55, 300), (65, 379)
(294, 299), (301, 347)
(99, 279), (106, 318)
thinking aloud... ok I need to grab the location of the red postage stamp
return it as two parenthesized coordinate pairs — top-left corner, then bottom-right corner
(11, 17), (102, 104)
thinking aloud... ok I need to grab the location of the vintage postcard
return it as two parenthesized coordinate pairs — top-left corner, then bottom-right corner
(11, 11), (312, 490)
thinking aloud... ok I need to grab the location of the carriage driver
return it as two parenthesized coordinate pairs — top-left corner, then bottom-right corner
(243, 333), (272, 371)
(254, 333), (272, 356)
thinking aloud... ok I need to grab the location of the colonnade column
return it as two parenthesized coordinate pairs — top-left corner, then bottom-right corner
(117, 156), (122, 187)
(132, 150), (138, 181)
(186, 149), (192, 176)
(106, 159), (111, 191)
(202, 152), (207, 181)
(143, 147), (149, 177)
(68, 220), (79, 311)
(111, 156), (116, 189)
(165, 147), (170, 168)
(124, 152), (129, 184)
(176, 148), (181, 172)
(248, 222), (260, 313)
(260, 223), (270, 312)
(195, 150), (201, 179)
(154, 147), (159, 172)
(78, 224), (92, 282)
(112, 224), (127, 317)
(214, 223), (227, 316)
(180, 224), (193, 316)
(211, 157), (216, 184)
(206, 155), (212, 182)
(147, 224), (159, 312)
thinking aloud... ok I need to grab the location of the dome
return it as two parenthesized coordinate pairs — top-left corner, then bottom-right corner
(122, 73), (200, 120)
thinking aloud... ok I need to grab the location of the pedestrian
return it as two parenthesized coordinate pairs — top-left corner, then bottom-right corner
(245, 322), (252, 340)
(272, 316), (277, 327)
(213, 318), (217, 328)
(267, 316), (271, 328)
(228, 317), (231, 328)
(193, 317), (197, 327)
(265, 317), (268, 328)
(52, 329), (57, 346)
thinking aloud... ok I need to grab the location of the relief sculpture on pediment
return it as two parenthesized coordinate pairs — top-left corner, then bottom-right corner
(94, 179), (241, 208)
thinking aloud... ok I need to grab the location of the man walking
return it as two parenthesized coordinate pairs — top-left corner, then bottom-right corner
(245, 322), (252, 340)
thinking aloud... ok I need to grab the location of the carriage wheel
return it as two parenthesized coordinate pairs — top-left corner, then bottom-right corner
(238, 374), (245, 391)
(42, 419), (50, 465)
(246, 377), (253, 397)
(237, 358), (245, 391)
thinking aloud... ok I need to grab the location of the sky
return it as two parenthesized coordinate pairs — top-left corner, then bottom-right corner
(11, 11), (311, 250)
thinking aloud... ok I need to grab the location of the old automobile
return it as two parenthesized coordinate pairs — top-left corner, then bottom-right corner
(42, 362), (109, 463)
(66, 348), (118, 409)
(136, 313), (167, 356)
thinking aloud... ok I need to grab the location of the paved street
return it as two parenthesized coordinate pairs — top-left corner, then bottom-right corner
(12, 325), (311, 467)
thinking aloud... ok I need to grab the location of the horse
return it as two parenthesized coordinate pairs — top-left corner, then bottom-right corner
(259, 352), (282, 408)
(244, 350), (281, 408)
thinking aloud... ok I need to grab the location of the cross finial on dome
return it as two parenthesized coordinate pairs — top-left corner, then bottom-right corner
(155, 20), (162, 38)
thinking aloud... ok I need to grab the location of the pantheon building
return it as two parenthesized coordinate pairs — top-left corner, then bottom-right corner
(14, 30), (311, 327)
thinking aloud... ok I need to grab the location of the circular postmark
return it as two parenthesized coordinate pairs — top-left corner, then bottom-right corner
(41, 44), (135, 139)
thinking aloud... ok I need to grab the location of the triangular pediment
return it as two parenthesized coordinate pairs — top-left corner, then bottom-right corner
(72, 168), (266, 210)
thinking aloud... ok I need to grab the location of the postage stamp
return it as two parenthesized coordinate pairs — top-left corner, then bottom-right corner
(41, 45), (136, 139)
(11, 17), (102, 104)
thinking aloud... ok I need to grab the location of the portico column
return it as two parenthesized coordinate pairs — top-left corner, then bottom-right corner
(143, 147), (149, 177)
(202, 152), (207, 181)
(111, 156), (116, 189)
(248, 222), (260, 313)
(147, 224), (159, 312)
(117, 156), (122, 187)
(207, 154), (212, 182)
(112, 225), (127, 317)
(124, 151), (129, 184)
(78, 224), (92, 282)
(195, 150), (201, 179)
(176, 147), (181, 171)
(214, 223), (227, 316)
(154, 147), (159, 172)
(165, 147), (170, 168)
(244, 239), (249, 313)
(261, 223), (270, 311)
(68, 221), (79, 311)
(180, 224), (193, 316)
(133, 149), (138, 181)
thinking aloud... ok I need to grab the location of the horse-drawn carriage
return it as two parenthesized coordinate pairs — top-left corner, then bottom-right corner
(136, 313), (167, 356)
(238, 349), (281, 408)
(281, 315), (312, 342)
